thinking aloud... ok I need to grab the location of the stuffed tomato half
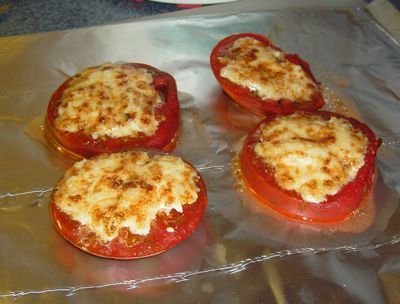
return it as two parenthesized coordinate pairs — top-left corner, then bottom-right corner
(239, 111), (381, 222)
(46, 63), (179, 158)
(50, 150), (208, 259)
(210, 33), (324, 115)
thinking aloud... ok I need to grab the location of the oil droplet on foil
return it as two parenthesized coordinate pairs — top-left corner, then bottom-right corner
(204, 243), (227, 267)
(201, 282), (214, 294)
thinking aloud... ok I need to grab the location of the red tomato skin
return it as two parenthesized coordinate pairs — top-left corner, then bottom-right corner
(46, 63), (179, 158)
(50, 171), (208, 259)
(239, 111), (381, 222)
(210, 33), (324, 115)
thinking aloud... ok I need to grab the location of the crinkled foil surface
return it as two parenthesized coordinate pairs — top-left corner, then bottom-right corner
(1, 7), (400, 304)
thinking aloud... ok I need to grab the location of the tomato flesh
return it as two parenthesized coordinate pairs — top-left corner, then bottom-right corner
(210, 33), (324, 115)
(239, 111), (380, 222)
(46, 63), (179, 158)
(50, 175), (207, 259)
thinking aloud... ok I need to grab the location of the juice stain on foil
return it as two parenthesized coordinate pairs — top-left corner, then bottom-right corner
(321, 86), (362, 119)
(23, 112), (77, 168)
(0, 115), (23, 123)
(23, 112), (47, 146)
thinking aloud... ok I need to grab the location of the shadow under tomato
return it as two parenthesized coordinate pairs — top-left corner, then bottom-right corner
(233, 157), (398, 248)
(50, 221), (210, 297)
(211, 89), (262, 134)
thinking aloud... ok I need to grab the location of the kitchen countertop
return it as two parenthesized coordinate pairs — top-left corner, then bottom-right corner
(0, 0), (399, 37)
(0, 0), (191, 36)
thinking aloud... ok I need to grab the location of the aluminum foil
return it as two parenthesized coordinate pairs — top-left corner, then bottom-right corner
(1, 7), (400, 304)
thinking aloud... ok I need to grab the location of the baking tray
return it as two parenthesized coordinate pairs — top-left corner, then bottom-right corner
(0, 6), (399, 304)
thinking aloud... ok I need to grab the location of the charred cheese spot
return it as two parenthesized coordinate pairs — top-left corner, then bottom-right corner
(218, 37), (318, 102)
(53, 151), (199, 242)
(55, 63), (163, 139)
(253, 113), (368, 203)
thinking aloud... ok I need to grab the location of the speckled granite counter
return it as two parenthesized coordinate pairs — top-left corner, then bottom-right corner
(0, 0), (399, 37)
(0, 0), (191, 36)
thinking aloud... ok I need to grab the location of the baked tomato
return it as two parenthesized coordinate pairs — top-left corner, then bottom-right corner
(210, 33), (324, 115)
(239, 111), (380, 222)
(50, 150), (207, 259)
(45, 63), (179, 158)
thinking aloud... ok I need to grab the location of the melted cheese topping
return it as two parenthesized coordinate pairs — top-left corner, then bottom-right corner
(218, 37), (318, 102)
(253, 113), (368, 203)
(53, 151), (199, 242)
(54, 63), (163, 139)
